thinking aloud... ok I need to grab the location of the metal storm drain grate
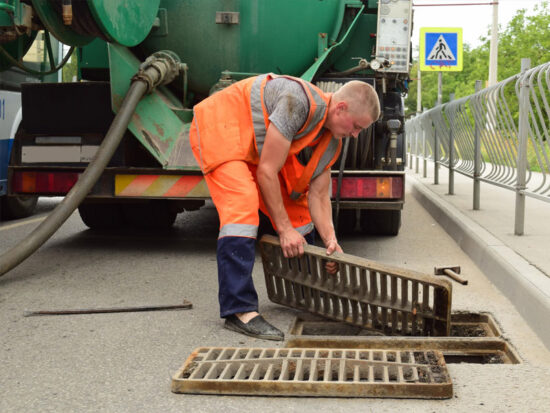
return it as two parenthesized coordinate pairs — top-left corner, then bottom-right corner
(259, 235), (453, 336)
(171, 347), (453, 398)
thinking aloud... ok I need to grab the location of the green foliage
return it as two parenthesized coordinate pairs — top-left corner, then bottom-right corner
(62, 52), (77, 83)
(405, 1), (550, 114)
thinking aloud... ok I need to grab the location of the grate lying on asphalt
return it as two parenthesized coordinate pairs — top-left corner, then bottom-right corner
(259, 235), (453, 336)
(171, 347), (453, 398)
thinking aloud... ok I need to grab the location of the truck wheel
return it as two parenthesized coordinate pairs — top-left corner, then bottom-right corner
(122, 200), (177, 229)
(336, 209), (357, 235)
(78, 203), (125, 230)
(1, 194), (38, 220)
(360, 209), (401, 236)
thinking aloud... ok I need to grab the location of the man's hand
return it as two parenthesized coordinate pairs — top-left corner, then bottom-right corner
(279, 228), (306, 258)
(325, 239), (343, 274)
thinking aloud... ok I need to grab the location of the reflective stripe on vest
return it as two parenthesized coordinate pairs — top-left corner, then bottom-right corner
(295, 81), (329, 140)
(250, 75), (268, 154)
(311, 137), (341, 181)
(250, 74), (329, 156)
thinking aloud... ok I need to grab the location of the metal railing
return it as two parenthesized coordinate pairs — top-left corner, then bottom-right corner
(406, 58), (550, 235)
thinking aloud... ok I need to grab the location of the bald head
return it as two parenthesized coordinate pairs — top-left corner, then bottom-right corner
(333, 81), (380, 122)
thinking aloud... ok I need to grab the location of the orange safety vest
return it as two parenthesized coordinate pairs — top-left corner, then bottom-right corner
(190, 73), (342, 199)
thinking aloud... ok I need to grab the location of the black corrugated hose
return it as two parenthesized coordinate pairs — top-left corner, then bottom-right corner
(0, 58), (176, 277)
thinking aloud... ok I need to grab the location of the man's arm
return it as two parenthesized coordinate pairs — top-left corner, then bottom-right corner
(257, 123), (306, 258)
(308, 168), (343, 274)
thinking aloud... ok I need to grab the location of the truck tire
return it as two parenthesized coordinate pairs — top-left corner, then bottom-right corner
(336, 209), (357, 235)
(360, 209), (401, 236)
(1, 194), (38, 220)
(78, 203), (125, 230)
(122, 200), (177, 229)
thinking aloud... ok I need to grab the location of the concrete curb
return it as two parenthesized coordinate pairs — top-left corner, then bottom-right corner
(408, 174), (550, 350)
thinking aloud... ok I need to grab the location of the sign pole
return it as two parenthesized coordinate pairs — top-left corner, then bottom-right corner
(488, 2), (499, 86)
(416, 66), (422, 114)
(437, 72), (443, 106)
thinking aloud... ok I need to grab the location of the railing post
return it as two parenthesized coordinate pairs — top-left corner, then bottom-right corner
(423, 125), (427, 178)
(473, 80), (482, 210)
(408, 122), (413, 169)
(434, 127), (439, 184)
(415, 66), (422, 172)
(434, 73), (442, 185)
(515, 58), (530, 235)
(405, 128), (412, 169)
(448, 93), (455, 195)
(415, 120), (420, 173)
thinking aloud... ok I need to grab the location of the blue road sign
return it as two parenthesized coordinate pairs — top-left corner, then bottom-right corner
(420, 27), (463, 72)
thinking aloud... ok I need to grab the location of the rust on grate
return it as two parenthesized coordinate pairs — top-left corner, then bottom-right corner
(171, 347), (453, 398)
(259, 235), (452, 336)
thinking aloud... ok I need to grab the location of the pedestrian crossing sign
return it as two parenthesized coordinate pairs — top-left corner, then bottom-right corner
(419, 27), (463, 72)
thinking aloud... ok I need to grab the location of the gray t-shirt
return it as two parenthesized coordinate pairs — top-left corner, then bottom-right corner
(263, 78), (310, 141)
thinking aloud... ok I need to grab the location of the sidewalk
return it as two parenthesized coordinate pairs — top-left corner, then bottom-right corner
(406, 160), (550, 350)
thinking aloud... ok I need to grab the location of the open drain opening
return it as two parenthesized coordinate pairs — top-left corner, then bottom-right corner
(443, 353), (505, 364)
(291, 312), (501, 338)
(287, 312), (520, 364)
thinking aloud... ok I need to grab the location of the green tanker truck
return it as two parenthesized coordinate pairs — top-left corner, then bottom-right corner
(1, 0), (411, 236)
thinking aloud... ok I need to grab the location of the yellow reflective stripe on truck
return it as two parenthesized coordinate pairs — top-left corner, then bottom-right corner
(115, 175), (209, 198)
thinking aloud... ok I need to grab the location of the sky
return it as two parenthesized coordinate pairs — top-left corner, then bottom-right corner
(411, 0), (544, 57)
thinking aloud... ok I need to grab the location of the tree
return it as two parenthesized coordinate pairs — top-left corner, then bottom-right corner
(62, 51), (78, 83)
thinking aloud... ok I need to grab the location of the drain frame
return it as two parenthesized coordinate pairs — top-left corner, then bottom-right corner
(449, 312), (502, 338)
(284, 336), (520, 364)
(260, 235), (453, 336)
(285, 313), (520, 364)
(172, 347), (453, 398)
(289, 312), (503, 338)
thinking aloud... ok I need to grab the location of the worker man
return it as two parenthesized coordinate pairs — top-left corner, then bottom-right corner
(189, 74), (380, 341)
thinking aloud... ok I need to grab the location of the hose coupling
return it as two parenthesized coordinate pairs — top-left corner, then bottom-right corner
(133, 50), (182, 93)
(386, 118), (402, 134)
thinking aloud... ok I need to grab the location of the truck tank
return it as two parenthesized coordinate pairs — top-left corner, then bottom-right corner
(137, 0), (344, 98)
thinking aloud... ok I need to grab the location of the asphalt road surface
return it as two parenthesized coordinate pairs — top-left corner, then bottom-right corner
(1, 191), (549, 412)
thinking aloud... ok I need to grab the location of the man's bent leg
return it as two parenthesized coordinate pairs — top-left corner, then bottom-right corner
(204, 161), (260, 317)
(203, 161), (283, 340)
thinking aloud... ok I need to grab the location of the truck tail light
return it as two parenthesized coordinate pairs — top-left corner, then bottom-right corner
(331, 176), (403, 199)
(13, 171), (79, 194)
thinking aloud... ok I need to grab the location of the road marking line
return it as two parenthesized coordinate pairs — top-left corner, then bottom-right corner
(0, 216), (45, 231)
